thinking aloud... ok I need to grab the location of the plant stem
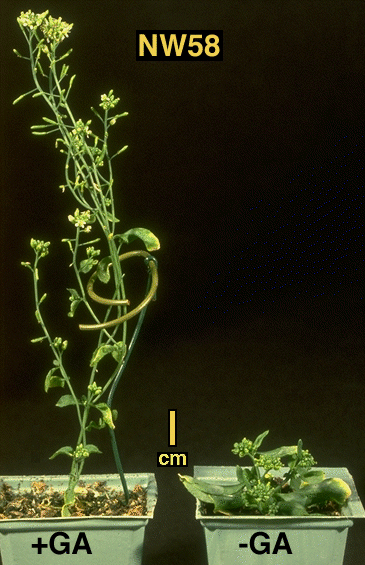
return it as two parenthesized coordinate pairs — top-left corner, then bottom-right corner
(17, 13), (159, 513)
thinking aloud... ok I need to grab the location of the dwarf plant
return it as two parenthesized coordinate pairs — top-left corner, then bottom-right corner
(179, 431), (351, 515)
(14, 10), (159, 516)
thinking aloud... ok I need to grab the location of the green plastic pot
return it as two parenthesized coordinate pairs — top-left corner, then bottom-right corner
(0, 473), (157, 565)
(194, 466), (365, 565)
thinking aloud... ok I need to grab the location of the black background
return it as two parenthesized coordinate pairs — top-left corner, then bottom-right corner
(0, 1), (364, 563)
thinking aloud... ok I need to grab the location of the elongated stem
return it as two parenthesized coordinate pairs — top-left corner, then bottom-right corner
(18, 14), (159, 512)
(32, 254), (83, 432)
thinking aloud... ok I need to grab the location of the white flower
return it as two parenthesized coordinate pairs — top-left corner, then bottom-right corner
(68, 209), (95, 229)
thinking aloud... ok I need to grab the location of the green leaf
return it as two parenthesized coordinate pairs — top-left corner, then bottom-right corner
(79, 258), (97, 273)
(85, 418), (106, 431)
(297, 438), (303, 460)
(178, 475), (243, 499)
(210, 491), (245, 515)
(301, 470), (326, 485)
(116, 228), (160, 252)
(96, 256), (112, 283)
(259, 445), (298, 458)
(68, 298), (82, 317)
(67, 288), (82, 317)
(44, 368), (65, 392)
(179, 474), (246, 514)
(111, 342), (127, 363)
(252, 430), (270, 451)
(61, 505), (72, 517)
(85, 444), (102, 455)
(236, 466), (251, 488)
(67, 288), (81, 300)
(56, 394), (77, 408)
(300, 478), (351, 507)
(95, 403), (115, 429)
(46, 376), (65, 392)
(49, 446), (73, 460)
(90, 344), (113, 367)
(90, 342), (126, 367)
(289, 476), (302, 491)
(276, 497), (308, 516)
(106, 211), (119, 223)
(178, 475), (214, 504)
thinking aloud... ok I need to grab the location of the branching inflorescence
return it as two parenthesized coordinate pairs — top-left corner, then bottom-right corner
(16, 10), (159, 516)
(179, 431), (351, 516)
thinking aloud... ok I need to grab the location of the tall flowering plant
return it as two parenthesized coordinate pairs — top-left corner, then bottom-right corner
(14, 10), (159, 516)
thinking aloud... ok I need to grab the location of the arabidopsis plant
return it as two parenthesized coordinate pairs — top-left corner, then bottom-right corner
(15, 10), (159, 516)
(179, 431), (351, 516)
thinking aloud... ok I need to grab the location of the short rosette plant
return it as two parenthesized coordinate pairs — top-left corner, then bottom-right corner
(179, 431), (351, 516)
(13, 10), (159, 516)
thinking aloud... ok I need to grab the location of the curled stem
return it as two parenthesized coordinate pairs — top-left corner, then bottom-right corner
(79, 250), (158, 330)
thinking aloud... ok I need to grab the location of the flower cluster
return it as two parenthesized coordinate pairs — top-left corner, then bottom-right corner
(232, 437), (254, 458)
(74, 444), (90, 460)
(68, 209), (95, 230)
(248, 481), (274, 503)
(53, 337), (68, 351)
(17, 10), (48, 30)
(30, 239), (50, 258)
(86, 246), (100, 260)
(180, 431), (351, 517)
(297, 450), (316, 468)
(69, 119), (93, 153)
(88, 382), (102, 396)
(72, 119), (92, 138)
(242, 480), (278, 515)
(17, 11), (73, 44)
(256, 454), (283, 471)
(100, 90), (120, 110)
(41, 15), (73, 44)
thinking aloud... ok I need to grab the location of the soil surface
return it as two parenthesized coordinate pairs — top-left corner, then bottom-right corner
(199, 499), (342, 517)
(0, 480), (147, 519)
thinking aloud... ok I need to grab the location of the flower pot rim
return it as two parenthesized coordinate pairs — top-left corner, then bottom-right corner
(0, 472), (157, 524)
(193, 466), (365, 521)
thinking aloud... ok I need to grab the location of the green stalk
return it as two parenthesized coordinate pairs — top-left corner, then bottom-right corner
(17, 10), (159, 515)
(32, 252), (83, 432)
